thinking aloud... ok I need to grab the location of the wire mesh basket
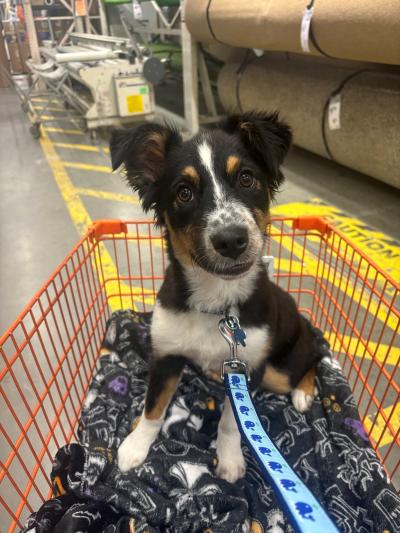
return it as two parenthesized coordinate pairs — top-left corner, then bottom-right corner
(1, 216), (399, 531)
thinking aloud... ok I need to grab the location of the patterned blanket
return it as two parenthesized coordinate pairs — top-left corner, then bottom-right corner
(23, 310), (399, 533)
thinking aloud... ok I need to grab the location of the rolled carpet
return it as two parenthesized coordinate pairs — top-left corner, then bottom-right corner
(185, 0), (400, 66)
(218, 54), (400, 188)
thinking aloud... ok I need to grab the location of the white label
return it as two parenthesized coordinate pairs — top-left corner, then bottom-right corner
(132, 0), (143, 20)
(253, 48), (265, 57)
(300, 7), (314, 53)
(262, 255), (274, 279)
(328, 94), (342, 130)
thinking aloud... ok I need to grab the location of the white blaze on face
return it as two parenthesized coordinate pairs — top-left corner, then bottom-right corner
(198, 140), (224, 202)
(197, 138), (263, 260)
(198, 139), (244, 221)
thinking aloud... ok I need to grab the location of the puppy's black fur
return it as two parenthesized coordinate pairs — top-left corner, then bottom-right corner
(110, 112), (322, 478)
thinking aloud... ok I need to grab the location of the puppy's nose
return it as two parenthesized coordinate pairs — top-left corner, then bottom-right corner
(211, 226), (249, 259)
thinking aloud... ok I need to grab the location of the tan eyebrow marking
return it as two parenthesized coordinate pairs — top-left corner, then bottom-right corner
(182, 165), (200, 184)
(164, 213), (194, 266)
(226, 155), (241, 175)
(254, 208), (269, 232)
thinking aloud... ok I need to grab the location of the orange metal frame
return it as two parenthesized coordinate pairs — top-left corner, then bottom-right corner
(0, 216), (399, 531)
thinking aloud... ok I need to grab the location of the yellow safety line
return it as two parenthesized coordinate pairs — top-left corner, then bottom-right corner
(364, 402), (400, 448)
(329, 335), (399, 367)
(44, 127), (85, 135)
(273, 200), (400, 284)
(262, 255), (397, 365)
(271, 206), (399, 332)
(54, 142), (100, 152)
(76, 187), (139, 204)
(76, 187), (164, 248)
(39, 132), (93, 235)
(64, 161), (111, 173)
(39, 128), (154, 310)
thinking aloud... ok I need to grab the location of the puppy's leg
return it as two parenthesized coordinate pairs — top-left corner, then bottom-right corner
(291, 367), (316, 413)
(118, 355), (186, 472)
(216, 397), (246, 483)
(262, 364), (292, 394)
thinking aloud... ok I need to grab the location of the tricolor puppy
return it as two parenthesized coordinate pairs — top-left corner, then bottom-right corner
(110, 112), (322, 483)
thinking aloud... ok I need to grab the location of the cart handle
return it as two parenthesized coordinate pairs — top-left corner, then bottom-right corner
(88, 217), (332, 242)
(89, 220), (128, 242)
(292, 216), (332, 236)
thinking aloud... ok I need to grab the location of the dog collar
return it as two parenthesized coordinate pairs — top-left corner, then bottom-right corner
(194, 306), (232, 318)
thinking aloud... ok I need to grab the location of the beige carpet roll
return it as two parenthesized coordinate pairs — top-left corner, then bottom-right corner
(218, 55), (400, 188)
(185, 0), (400, 65)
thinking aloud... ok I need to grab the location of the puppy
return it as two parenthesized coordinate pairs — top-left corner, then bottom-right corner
(109, 112), (322, 483)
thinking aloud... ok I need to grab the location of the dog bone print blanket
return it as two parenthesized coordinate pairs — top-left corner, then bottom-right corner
(22, 310), (399, 533)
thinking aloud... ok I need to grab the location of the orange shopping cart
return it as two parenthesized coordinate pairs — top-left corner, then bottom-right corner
(0, 216), (399, 532)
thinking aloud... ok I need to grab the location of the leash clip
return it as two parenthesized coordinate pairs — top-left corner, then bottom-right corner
(219, 315), (249, 380)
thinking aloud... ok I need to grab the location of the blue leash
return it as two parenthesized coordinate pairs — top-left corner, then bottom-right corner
(219, 316), (339, 533)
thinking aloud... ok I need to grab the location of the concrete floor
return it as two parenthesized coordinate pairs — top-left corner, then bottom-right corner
(0, 87), (399, 523)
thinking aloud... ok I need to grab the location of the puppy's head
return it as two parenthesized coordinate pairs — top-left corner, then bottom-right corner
(110, 112), (291, 278)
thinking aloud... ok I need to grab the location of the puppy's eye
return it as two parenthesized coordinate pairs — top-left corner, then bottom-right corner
(177, 185), (193, 203)
(238, 171), (255, 189)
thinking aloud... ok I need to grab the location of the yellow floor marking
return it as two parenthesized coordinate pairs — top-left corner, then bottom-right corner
(44, 127), (84, 135)
(39, 128), (154, 311)
(329, 335), (399, 367)
(64, 161), (111, 173)
(103, 147), (110, 154)
(76, 188), (164, 248)
(54, 142), (100, 152)
(272, 200), (400, 285)
(269, 257), (303, 276)
(364, 402), (400, 448)
(261, 253), (398, 365)
(39, 132), (93, 235)
(270, 210), (398, 333)
(76, 187), (139, 204)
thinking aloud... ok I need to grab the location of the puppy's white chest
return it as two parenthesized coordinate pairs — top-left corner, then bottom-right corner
(151, 304), (269, 372)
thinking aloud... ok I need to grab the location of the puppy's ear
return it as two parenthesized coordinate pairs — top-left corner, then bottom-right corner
(223, 111), (292, 195)
(109, 123), (181, 212)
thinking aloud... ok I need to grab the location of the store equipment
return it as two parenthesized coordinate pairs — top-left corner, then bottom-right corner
(25, 32), (164, 138)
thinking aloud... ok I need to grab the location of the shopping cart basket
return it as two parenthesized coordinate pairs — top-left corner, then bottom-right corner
(1, 216), (399, 531)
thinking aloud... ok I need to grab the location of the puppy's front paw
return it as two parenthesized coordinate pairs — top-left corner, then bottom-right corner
(216, 447), (246, 483)
(291, 388), (314, 413)
(118, 431), (150, 472)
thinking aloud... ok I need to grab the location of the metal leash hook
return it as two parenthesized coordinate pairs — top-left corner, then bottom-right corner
(219, 315), (250, 380)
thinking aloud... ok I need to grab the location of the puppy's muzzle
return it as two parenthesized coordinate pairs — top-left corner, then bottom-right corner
(210, 225), (249, 259)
